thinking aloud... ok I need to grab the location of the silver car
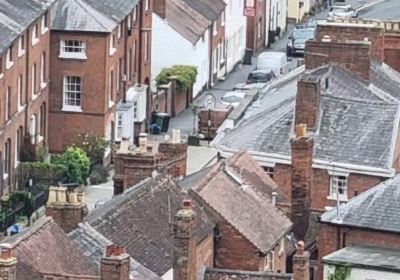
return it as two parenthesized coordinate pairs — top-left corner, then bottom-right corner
(327, 5), (358, 21)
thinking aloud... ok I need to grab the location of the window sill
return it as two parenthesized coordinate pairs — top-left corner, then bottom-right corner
(62, 106), (82, 113)
(0, 73), (3, 80)
(6, 61), (14, 70)
(14, 160), (19, 169)
(3, 173), (8, 180)
(41, 82), (47, 90)
(59, 52), (87, 60)
(32, 94), (38, 101)
(38, 135), (44, 143)
(109, 100), (115, 108)
(18, 104), (26, 113)
(41, 27), (49, 35)
(327, 195), (348, 202)
(32, 38), (39, 46)
(18, 50), (25, 58)
(109, 48), (117, 56)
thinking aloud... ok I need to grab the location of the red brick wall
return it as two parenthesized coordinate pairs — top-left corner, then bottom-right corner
(246, 0), (266, 52)
(46, 204), (88, 233)
(215, 220), (261, 270)
(0, 13), (50, 192)
(317, 223), (400, 280)
(305, 40), (371, 80)
(383, 34), (400, 71)
(101, 254), (130, 280)
(196, 235), (214, 276)
(295, 76), (321, 129)
(316, 24), (384, 61)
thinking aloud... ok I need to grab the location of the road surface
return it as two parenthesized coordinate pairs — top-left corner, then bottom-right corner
(359, 0), (400, 20)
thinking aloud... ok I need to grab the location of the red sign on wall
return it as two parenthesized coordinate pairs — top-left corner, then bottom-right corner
(244, 0), (256, 17)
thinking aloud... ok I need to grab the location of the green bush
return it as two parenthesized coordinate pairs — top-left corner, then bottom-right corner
(17, 161), (69, 187)
(156, 65), (198, 90)
(52, 147), (90, 185)
(89, 165), (109, 185)
(75, 133), (109, 166)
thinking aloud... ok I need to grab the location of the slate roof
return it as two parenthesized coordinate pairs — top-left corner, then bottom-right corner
(3, 217), (98, 280)
(51, 0), (139, 32)
(214, 64), (400, 171)
(87, 176), (215, 276)
(185, 152), (292, 254)
(202, 268), (292, 280)
(371, 61), (400, 101)
(323, 245), (400, 273)
(69, 222), (162, 280)
(0, 0), (56, 54)
(183, 0), (226, 22)
(320, 174), (400, 233)
(157, 0), (211, 44)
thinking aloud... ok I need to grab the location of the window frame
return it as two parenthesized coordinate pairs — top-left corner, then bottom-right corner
(31, 63), (37, 99)
(329, 175), (349, 201)
(18, 35), (25, 57)
(17, 74), (24, 110)
(32, 24), (39, 46)
(110, 34), (117, 56)
(3, 139), (11, 177)
(6, 46), (13, 69)
(41, 13), (49, 35)
(59, 40), (87, 59)
(40, 52), (46, 88)
(63, 76), (82, 112)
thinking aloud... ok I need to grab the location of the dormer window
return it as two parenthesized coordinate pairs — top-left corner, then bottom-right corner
(329, 175), (348, 201)
(6, 45), (13, 69)
(41, 13), (49, 34)
(32, 24), (39, 46)
(18, 35), (25, 57)
(59, 40), (87, 59)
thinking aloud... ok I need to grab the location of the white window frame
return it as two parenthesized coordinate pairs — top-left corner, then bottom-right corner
(328, 175), (349, 201)
(14, 132), (19, 168)
(221, 11), (225, 26)
(117, 113), (123, 139)
(145, 0), (149, 11)
(62, 76), (82, 112)
(265, 251), (274, 272)
(59, 40), (87, 59)
(213, 48), (217, 73)
(3, 140), (10, 179)
(30, 115), (37, 144)
(17, 74), (24, 111)
(133, 100), (138, 120)
(127, 14), (132, 29)
(133, 6), (137, 23)
(6, 47), (13, 69)
(144, 32), (148, 62)
(32, 25), (39, 46)
(213, 22), (217, 36)
(18, 36), (25, 57)
(41, 14), (49, 35)
(31, 64), (37, 99)
(40, 52), (46, 89)
(0, 57), (3, 79)
(110, 34), (116, 56)
(118, 23), (122, 39)
(109, 70), (114, 108)
(6, 87), (10, 121)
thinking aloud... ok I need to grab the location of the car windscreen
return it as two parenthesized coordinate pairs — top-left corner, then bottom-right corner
(293, 29), (314, 39)
(248, 73), (271, 81)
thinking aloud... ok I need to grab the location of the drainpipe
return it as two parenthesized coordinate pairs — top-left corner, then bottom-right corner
(208, 24), (213, 88)
(123, 13), (129, 103)
(24, 28), (30, 134)
(138, 1), (143, 84)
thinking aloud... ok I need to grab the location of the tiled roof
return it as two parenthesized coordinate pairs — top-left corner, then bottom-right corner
(186, 152), (292, 253)
(202, 268), (292, 280)
(0, 0), (56, 54)
(215, 64), (400, 171)
(157, 0), (210, 44)
(69, 222), (162, 280)
(3, 217), (98, 280)
(320, 174), (400, 233)
(51, 0), (139, 32)
(183, 0), (226, 22)
(87, 176), (215, 276)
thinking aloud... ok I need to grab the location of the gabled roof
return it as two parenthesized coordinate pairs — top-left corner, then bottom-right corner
(51, 0), (139, 32)
(51, 0), (116, 32)
(157, 0), (210, 44)
(69, 222), (162, 280)
(214, 64), (400, 173)
(3, 217), (98, 280)
(87, 176), (215, 276)
(0, 0), (56, 54)
(320, 174), (400, 233)
(183, 0), (226, 22)
(183, 152), (292, 254)
(202, 268), (292, 280)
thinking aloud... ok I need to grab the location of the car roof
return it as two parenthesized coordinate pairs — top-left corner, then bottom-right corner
(250, 69), (273, 74)
(332, 4), (352, 8)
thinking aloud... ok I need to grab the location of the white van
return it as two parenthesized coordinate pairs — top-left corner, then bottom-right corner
(256, 51), (289, 76)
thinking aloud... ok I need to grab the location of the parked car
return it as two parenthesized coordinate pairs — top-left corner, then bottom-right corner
(246, 69), (276, 84)
(256, 51), (289, 76)
(287, 27), (316, 56)
(221, 91), (246, 108)
(327, 4), (358, 21)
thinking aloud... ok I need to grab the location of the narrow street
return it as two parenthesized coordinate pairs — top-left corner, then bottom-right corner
(359, 0), (400, 19)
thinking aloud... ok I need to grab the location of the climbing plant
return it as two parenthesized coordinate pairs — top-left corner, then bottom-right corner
(156, 65), (198, 90)
(327, 264), (352, 280)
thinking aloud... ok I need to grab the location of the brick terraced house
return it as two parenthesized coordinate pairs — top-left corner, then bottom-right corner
(49, 0), (153, 154)
(0, 0), (56, 194)
(318, 174), (400, 280)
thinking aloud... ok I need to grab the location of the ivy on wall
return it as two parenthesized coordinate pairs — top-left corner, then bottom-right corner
(156, 65), (198, 90)
(327, 264), (352, 280)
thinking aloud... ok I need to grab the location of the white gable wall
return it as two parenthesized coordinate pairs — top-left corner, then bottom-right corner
(151, 14), (210, 98)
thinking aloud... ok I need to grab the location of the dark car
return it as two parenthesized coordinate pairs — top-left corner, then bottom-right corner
(287, 28), (316, 56)
(246, 69), (276, 84)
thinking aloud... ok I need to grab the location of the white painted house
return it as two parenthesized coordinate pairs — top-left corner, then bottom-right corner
(151, 0), (210, 98)
(225, 0), (247, 73)
(267, 0), (288, 44)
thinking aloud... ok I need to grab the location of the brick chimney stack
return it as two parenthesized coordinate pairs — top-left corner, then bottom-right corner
(153, 0), (167, 19)
(293, 241), (310, 280)
(100, 245), (130, 280)
(290, 125), (314, 240)
(0, 244), (17, 280)
(158, 129), (188, 178)
(305, 38), (372, 80)
(46, 186), (88, 233)
(173, 199), (197, 280)
(295, 74), (321, 130)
